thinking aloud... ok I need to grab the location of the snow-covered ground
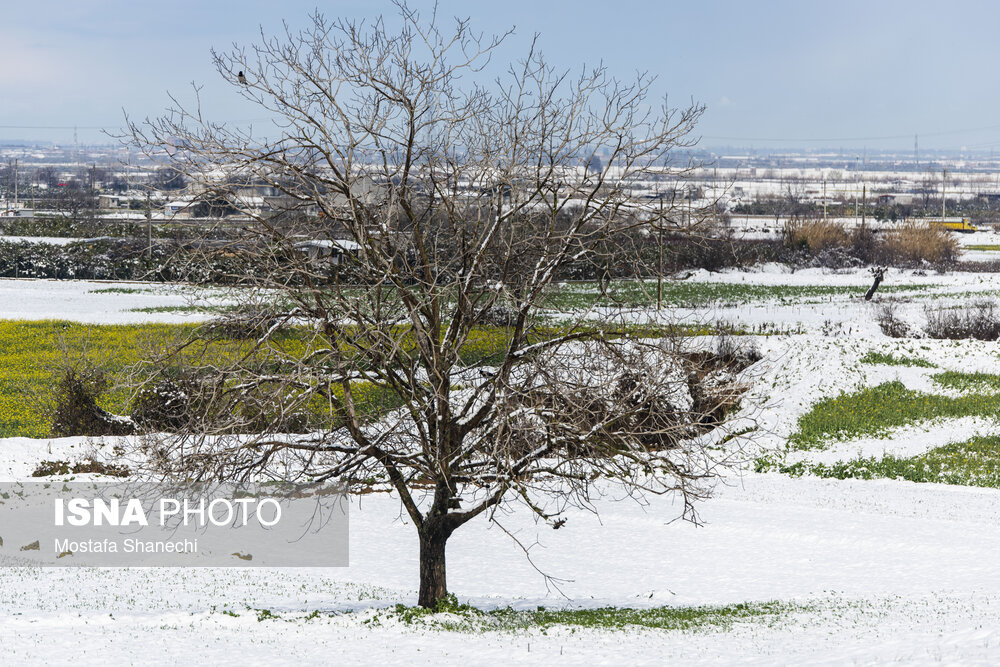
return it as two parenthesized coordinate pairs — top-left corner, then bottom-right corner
(590, 264), (1000, 338)
(2, 468), (1000, 665)
(3, 266), (1000, 664)
(0, 235), (78, 246)
(956, 229), (1000, 262)
(0, 278), (230, 323)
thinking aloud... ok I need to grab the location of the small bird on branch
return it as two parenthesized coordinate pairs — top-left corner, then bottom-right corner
(237, 71), (248, 85)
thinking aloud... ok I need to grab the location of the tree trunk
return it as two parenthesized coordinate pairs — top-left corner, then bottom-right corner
(865, 268), (885, 301)
(417, 519), (453, 608)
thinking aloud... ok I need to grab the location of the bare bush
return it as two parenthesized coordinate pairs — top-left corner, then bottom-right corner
(849, 225), (883, 265)
(787, 220), (959, 269)
(687, 336), (759, 427)
(130, 372), (312, 435)
(49, 365), (135, 437)
(130, 379), (195, 432)
(202, 307), (289, 340)
(478, 305), (520, 328)
(924, 300), (1000, 340)
(31, 458), (131, 478)
(874, 301), (912, 338)
(712, 331), (761, 368)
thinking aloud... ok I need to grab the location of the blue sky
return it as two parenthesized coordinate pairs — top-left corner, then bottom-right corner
(4, 0), (999, 151)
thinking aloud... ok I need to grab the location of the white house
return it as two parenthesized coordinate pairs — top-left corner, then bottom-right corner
(163, 200), (195, 218)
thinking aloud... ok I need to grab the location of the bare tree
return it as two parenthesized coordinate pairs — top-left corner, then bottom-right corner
(125, 3), (748, 607)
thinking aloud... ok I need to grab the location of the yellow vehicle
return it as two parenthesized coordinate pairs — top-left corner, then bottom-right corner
(926, 217), (978, 233)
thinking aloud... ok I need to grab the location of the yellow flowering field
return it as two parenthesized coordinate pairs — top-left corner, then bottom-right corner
(5, 320), (686, 438)
(0, 320), (393, 438)
(0, 320), (198, 437)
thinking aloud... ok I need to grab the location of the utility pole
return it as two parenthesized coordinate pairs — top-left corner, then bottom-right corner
(657, 198), (663, 311)
(861, 184), (866, 228)
(942, 169), (947, 219)
(13, 159), (18, 209)
(823, 178), (827, 222)
(853, 156), (860, 224)
(713, 166), (718, 212)
(146, 191), (153, 258)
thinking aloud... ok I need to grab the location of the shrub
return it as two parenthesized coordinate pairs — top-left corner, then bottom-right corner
(203, 307), (286, 339)
(881, 222), (958, 265)
(782, 220), (958, 269)
(860, 351), (935, 367)
(923, 300), (1000, 341)
(713, 331), (761, 368)
(131, 372), (313, 435)
(31, 458), (131, 477)
(849, 225), (884, 265)
(684, 337), (758, 428)
(479, 305), (520, 327)
(874, 302), (912, 338)
(131, 379), (194, 431)
(49, 366), (135, 437)
(562, 236), (792, 278)
(785, 219), (851, 253)
(0, 239), (282, 284)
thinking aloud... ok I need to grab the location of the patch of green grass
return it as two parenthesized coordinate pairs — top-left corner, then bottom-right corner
(859, 351), (936, 368)
(543, 280), (935, 311)
(790, 381), (1000, 450)
(254, 608), (280, 622)
(372, 594), (804, 633)
(965, 244), (1000, 252)
(763, 436), (1000, 489)
(932, 371), (1000, 392)
(924, 289), (1000, 301)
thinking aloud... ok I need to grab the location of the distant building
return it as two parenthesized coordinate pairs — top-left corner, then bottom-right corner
(164, 200), (196, 218)
(98, 194), (121, 209)
(876, 194), (915, 206)
(294, 239), (362, 266)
